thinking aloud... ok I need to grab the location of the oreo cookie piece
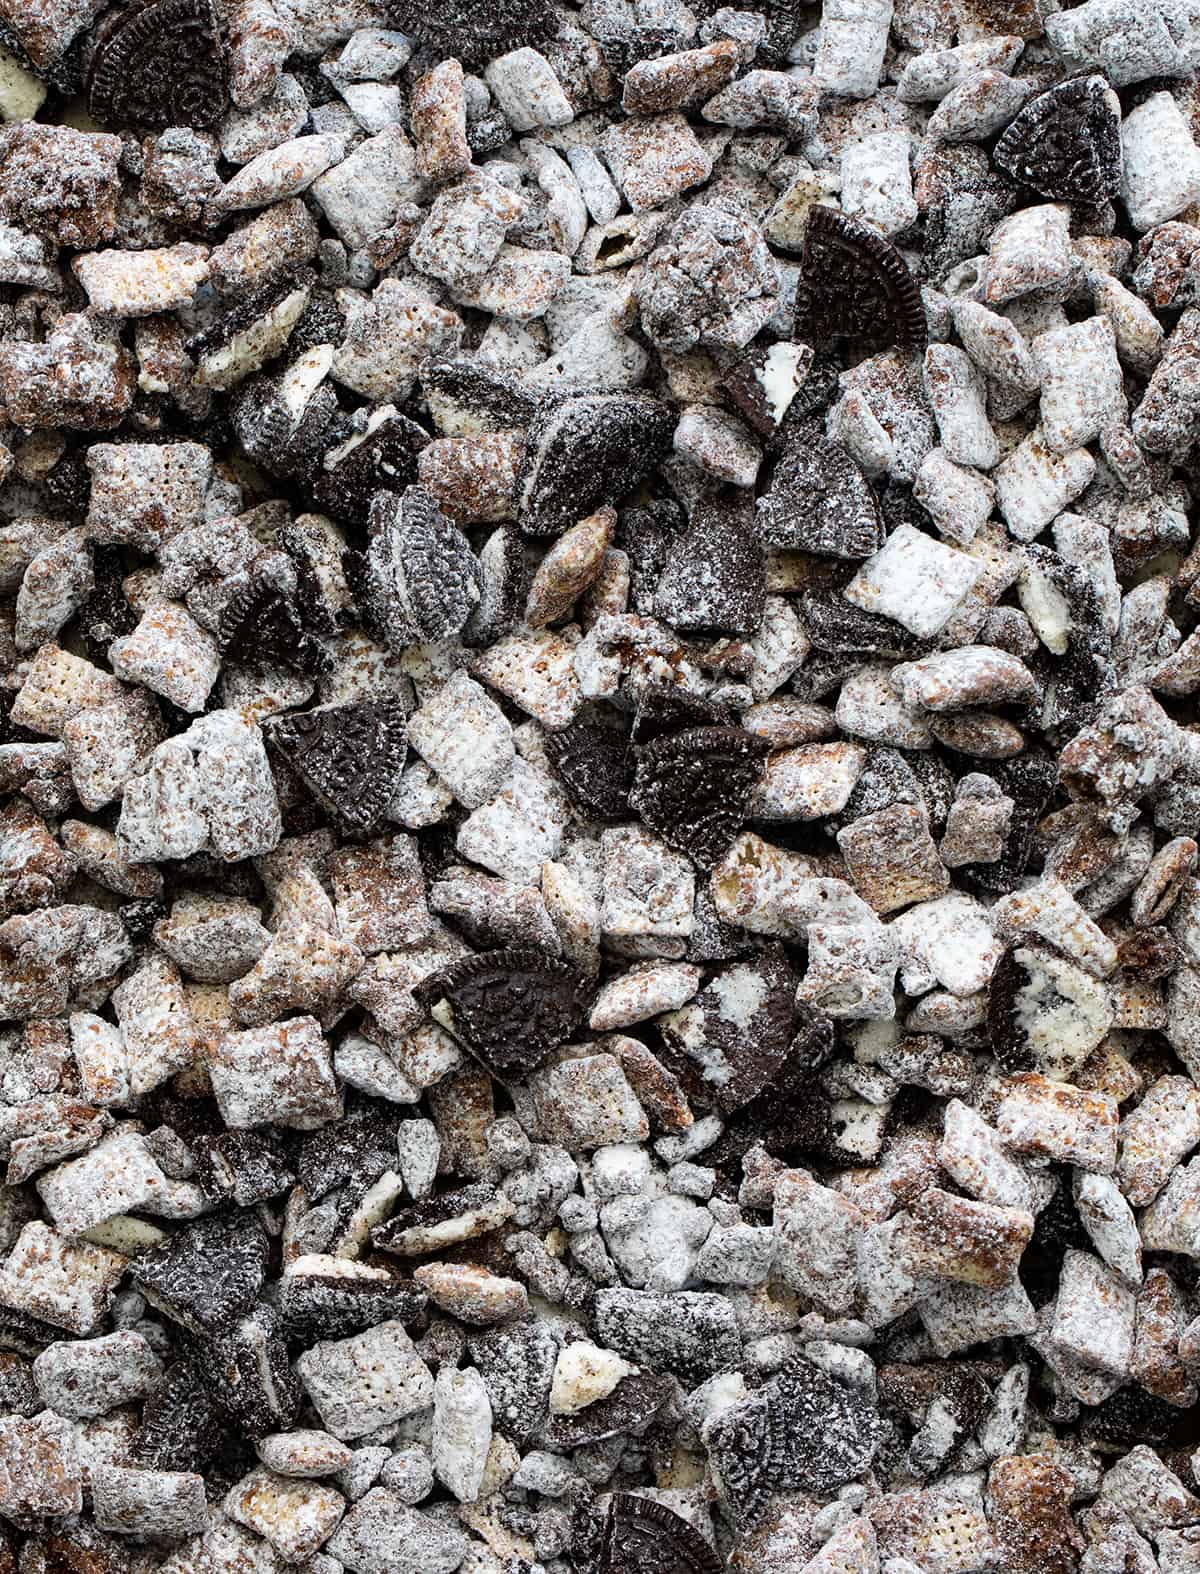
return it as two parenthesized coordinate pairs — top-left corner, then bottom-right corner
(76, 546), (137, 657)
(87, 0), (228, 130)
(516, 394), (675, 538)
(708, 1360), (882, 1530)
(345, 486), (481, 649)
(629, 726), (769, 869)
(630, 687), (737, 745)
(421, 360), (540, 438)
(543, 1371), (672, 1450)
(297, 1109), (401, 1202)
(386, 0), (561, 66)
(469, 1318), (558, 1447)
(793, 204), (926, 353)
(757, 424), (885, 558)
(415, 947), (591, 1077)
(600, 1495), (722, 1574)
(543, 720), (633, 821)
(194, 1302), (301, 1436)
(131, 1212), (269, 1338)
(277, 1270), (427, 1345)
(994, 75), (1122, 206)
(659, 947), (795, 1110)
(264, 698), (408, 836)
(799, 591), (927, 658)
(230, 369), (340, 483)
(653, 489), (766, 635)
(218, 559), (334, 678)
(462, 525), (526, 649)
(955, 751), (1058, 896)
(314, 407), (431, 525)
(132, 1359), (223, 1471)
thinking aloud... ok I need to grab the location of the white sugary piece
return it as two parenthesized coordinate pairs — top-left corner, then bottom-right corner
(409, 173), (524, 291)
(799, 921), (899, 1020)
(257, 1430), (354, 1478)
(996, 1074), (1119, 1174)
(926, 68), (1032, 143)
(68, 1011), (129, 1107)
(0, 45), (47, 120)
(93, 1464), (207, 1539)
(601, 1191), (713, 1291)
(407, 669), (514, 809)
(1050, 1249), (1135, 1376)
(451, 242), (570, 320)
(523, 141), (588, 257)
(334, 1036), (419, 1103)
(710, 833), (848, 939)
(333, 277), (463, 401)
(472, 629), (583, 729)
(210, 1015), (342, 1130)
(827, 388), (893, 478)
(225, 1466), (346, 1561)
(1117, 1075), (1200, 1206)
(431, 1365), (493, 1503)
(891, 646), (1036, 711)
(220, 74), (309, 163)
(456, 755), (570, 884)
(1009, 945), (1113, 1080)
(72, 243), (210, 317)
(896, 36), (1023, 101)
(774, 1168), (864, 1313)
(1074, 1172), (1143, 1287)
(86, 441), (212, 549)
(601, 825), (694, 941)
(845, 525), (984, 639)
(0, 1223), (125, 1335)
(15, 526), (93, 652)
(327, 1489), (469, 1574)
(813, 0), (893, 98)
(526, 311), (648, 392)
(922, 344), (1000, 469)
(112, 950), (198, 1096)
(1099, 1445), (1200, 1538)
(413, 1262), (527, 1323)
(339, 80), (401, 132)
(208, 132), (346, 216)
(753, 740), (866, 820)
(37, 1127), (169, 1236)
(840, 131), (916, 237)
(1032, 316), (1126, 454)
(531, 1054), (649, 1148)
(1044, 0), (1193, 86)
(912, 450), (994, 546)
(673, 404), (761, 486)
(566, 144), (621, 224)
(950, 299), (1040, 417)
(1141, 1155), (1200, 1257)
(993, 428), (1095, 542)
(993, 878), (1119, 978)
(1121, 92), (1200, 232)
(295, 1321), (435, 1441)
(940, 1099), (1032, 1210)
(978, 1362), (1029, 1458)
(856, 1215), (920, 1326)
(109, 598), (221, 714)
(33, 1330), (161, 1419)
(836, 664), (933, 750)
(918, 1275), (1038, 1357)
(1091, 274), (1164, 378)
(888, 893), (1001, 997)
(483, 48), (573, 131)
(589, 960), (701, 1030)
(984, 204), (1075, 306)
(601, 114), (714, 214)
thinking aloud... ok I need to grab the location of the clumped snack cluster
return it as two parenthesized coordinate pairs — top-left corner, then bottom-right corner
(3, 0), (1200, 1570)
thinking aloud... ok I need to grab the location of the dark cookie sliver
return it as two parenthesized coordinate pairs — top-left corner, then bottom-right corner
(88, 0), (228, 129)
(76, 546), (137, 657)
(421, 359), (540, 438)
(705, 1388), (776, 1530)
(602, 1495), (723, 1574)
(230, 373), (340, 483)
(296, 1109), (400, 1202)
(986, 943), (1039, 1074)
(660, 946), (795, 1112)
(313, 410), (431, 525)
(630, 686), (737, 746)
(616, 500), (685, 616)
(265, 698), (408, 836)
(543, 1370), (672, 1450)
(994, 75), (1122, 206)
(516, 394), (675, 539)
(653, 488), (766, 636)
(757, 424), (885, 558)
(799, 590), (927, 657)
(461, 525), (526, 648)
(543, 721), (633, 821)
(132, 1359), (222, 1472)
(468, 1317), (558, 1447)
(119, 896), (168, 943)
(794, 204), (926, 353)
(414, 947), (590, 1076)
(188, 270), (313, 360)
(347, 487), (480, 649)
(195, 1302), (301, 1437)
(629, 726), (769, 870)
(277, 1273), (427, 1345)
(218, 569), (334, 679)
(193, 1129), (294, 1206)
(131, 1212), (269, 1337)
(386, 0), (561, 65)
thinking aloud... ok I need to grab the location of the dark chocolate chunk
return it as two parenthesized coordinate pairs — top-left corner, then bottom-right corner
(601, 1494), (722, 1574)
(757, 424), (885, 558)
(131, 1211), (270, 1337)
(76, 546), (137, 657)
(1019, 1170), (1091, 1309)
(516, 394), (675, 539)
(132, 1358), (223, 1472)
(629, 725), (769, 869)
(543, 721), (633, 822)
(88, 0), (228, 130)
(118, 896), (168, 943)
(277, 1271), (427, 1345)
(345, 486), (480, 649)
(313, 409), (431, 525)
(414, 947), (590, 1077)
(468, 1317), (558, 1447)
(994, 75), (1122, 206)
(543, 1370), (672, 1449)
(653, 489), (766, 635)
(264, 698), (408, 836)
(793, 203), (926, 353)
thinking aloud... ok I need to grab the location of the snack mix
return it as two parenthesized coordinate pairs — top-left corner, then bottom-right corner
(2, 0), (1200, 1569)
